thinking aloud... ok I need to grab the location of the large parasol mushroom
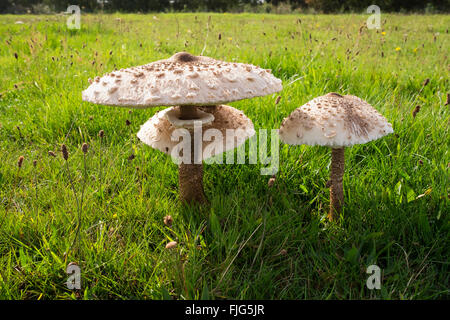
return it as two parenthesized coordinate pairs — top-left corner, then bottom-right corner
(82, 52), (282, 204)
(278, 92), (393, 221)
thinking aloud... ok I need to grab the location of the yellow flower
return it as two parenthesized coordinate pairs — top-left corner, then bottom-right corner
(228, 37), (232, 41)
(381, 31), (386, 36)
(112, 213), (117, 219)
(413, 48), (418, 53)
(395, 47), (401, 51)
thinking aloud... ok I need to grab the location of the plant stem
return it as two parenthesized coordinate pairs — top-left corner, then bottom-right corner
(178, 106), (207, 205)
(65, 160), (82, 256)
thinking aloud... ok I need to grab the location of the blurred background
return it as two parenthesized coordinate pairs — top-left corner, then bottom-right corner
(1, 0), (449, 14)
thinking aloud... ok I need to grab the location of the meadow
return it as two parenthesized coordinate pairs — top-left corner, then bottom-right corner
(0, 12), (448, 299)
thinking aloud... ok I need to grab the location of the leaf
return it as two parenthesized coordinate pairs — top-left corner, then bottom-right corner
(299, 184), (308, 194)
(394, 180), (403, 204)
(161, 285), (172, 300)
(209, 212), (222, 238)
(406, 187), (416, 203)
(344, 246), (359, 265)
(381, 286), (390, 299)
(395, 181), (402, 195)
(364, 232), (384, 241)
(201, 282), (210, 300)
(398, 170), (410, 181)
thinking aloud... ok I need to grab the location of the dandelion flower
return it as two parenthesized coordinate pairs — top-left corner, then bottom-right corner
(381, 31), (386, 36)
(395, 47), (401, 51)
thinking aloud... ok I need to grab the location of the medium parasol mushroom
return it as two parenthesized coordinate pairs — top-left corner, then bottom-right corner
(82, 52), (282, 204)
(278, 92), (393, 221)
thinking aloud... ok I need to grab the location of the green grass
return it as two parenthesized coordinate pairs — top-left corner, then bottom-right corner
(0, 12), (448, 300)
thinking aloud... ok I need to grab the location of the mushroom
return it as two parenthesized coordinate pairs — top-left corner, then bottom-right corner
(278, 92), (393, 221)
(82, 52), (282, 205)
(137, 105), (255, 203)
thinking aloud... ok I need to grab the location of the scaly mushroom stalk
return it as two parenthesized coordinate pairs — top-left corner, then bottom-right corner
(178, 105), (207, 204)
(179, 105), (199, 120)
(329, 147), (345, 221)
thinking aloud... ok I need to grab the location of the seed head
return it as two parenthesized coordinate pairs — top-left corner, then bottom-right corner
(98, 130), (104, 138)
(445, 93), (449, 106)
(17, 156), (24, 168)
(126, 119), (131, 126)
(412, 105), (421, 118)
(82, 143), (89, 154)
(61, 144), (69, 160)
(275, 96), (281, 105)
(48, 151), (56, 157)
(422, 78), (430, 87)
(33, 160), (37, 167)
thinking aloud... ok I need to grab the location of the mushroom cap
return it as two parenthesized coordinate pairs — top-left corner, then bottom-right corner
(82, 52), (283, 108)
(137, 105), (255, 161)
(279, 93), (393, 147)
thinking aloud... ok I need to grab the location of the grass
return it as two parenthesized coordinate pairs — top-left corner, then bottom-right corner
(0, 12), (449, 300)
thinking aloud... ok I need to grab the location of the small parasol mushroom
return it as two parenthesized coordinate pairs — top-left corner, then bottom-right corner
(278, 92), (393, 221)
(82, 52), (282, 204)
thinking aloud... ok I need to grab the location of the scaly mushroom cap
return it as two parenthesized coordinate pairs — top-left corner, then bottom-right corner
(137, 105), (255, 161)
(82, 52), (283, 108)
(279, 93), (393, 147)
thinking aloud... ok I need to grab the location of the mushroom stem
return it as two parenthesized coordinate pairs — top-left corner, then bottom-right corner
(329, 147), (345, 221)
(179, 161), (207, 205)
(178, 106), (207, 205)
(179, 105), (199, 120)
